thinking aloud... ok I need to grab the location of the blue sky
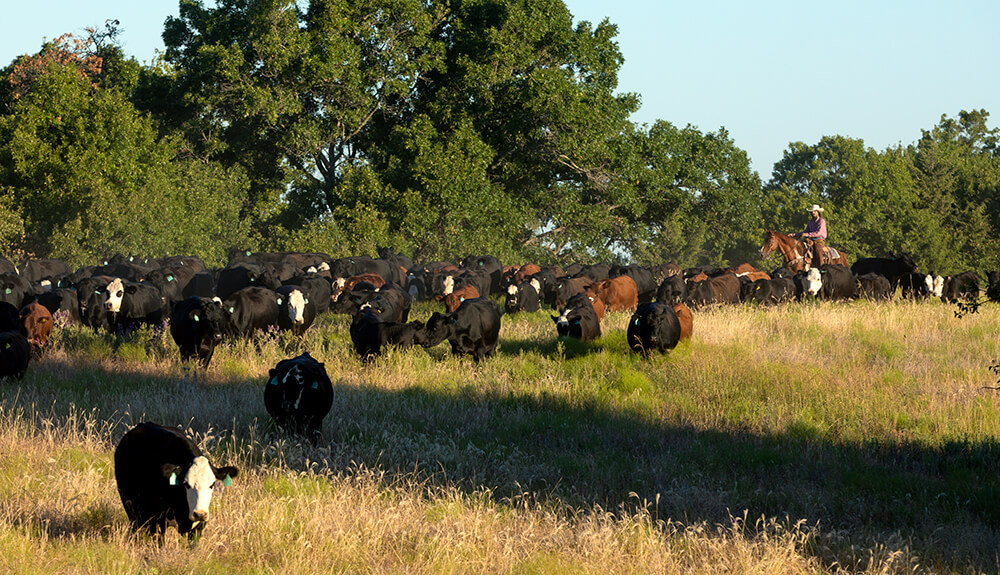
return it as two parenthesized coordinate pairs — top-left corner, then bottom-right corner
(2, 1), (997, 177)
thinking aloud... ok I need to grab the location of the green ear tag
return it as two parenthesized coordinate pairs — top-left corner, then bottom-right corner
(246, 251), (252, 256)
(268, 376), (279, 386)
(192, 314), (200, 322)
(169, 472), (178, 486)
(223, 475), (233, 487)
(229, 307), (235, 313)
(4, 288), (10, 294)
(304, 298), (309, 304)
(277, 298), (283, 305)
(167, 275), (174, 282)
(634, 319), (641, 326)
(311, 381), (320, 389)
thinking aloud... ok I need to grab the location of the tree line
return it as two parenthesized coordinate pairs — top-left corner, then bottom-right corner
(0, 1), (997, 275)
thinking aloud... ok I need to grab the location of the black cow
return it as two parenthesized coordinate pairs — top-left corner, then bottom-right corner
(987, 271), (1000, 302)
(104, 278), (165, 332)
(224, 287), (279, 337)
(330, 255), (400, 285)
(627, 302), (681, 354)
(684, 279), (715, 309)
(656, 275), (686, 306)
(0, 273), (31, 308)
(170, 297), (228, 367)
(19, 258), (71, 283)
(349, 307), (425, 361)
(748, 278), (796, 306)
(0, 301), (20, 331)
(264, 352), (334, 441)
(144, 265), (197, 311)
(1, 326), (30, 380)
(284, 272), (332, 314)
(75, 275), (115, 331)
(371, 282), (411, 323)
(551, 293), (601, 342)
(815, 264), (856, 300)
(215, 264), (281, 301)
(462, 255), (503, 294)
(114, 422), (239, 540)
(420, 297), (501, 361)
(941, 271), (980, 303)
(0, 255), (15, 275)
(505, 282), (540, 314)
(850, 254), (918, 291)
(899, 272), (931, 299)
(275, 285), (316, 336)
(855, 273), (892, 300)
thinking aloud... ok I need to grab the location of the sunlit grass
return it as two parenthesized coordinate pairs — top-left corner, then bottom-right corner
(1, 297), (999, 572)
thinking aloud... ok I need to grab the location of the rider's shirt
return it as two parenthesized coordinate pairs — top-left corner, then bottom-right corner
(800, 217), (826, 240)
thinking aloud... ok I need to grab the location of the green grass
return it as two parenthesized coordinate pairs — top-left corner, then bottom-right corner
(2, 298), (1000, 573)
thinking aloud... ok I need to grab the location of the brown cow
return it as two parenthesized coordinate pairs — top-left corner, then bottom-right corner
(672, 303), (693, 341)
(741, 271), (771, 282)
(20, 301), (53, 351)
(331, 273), (386, 301)
(443, 285), (481, 313)
(584, 288), (606, 322)
(593, 275), (639, 312)
(513, 263), (542, 284)
(709, 273), (741, 305)
(726, 263), (760, 276)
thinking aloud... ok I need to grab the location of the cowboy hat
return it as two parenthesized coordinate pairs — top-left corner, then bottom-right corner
(806, 204), (824, 212)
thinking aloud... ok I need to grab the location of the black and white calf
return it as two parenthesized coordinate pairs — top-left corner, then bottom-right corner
(626, 302), (681, 354)
(504, 281), (540, 315)
(114, 422), (239, 540)
(551, 293), (601, 342)
(264, 352), (334, 441)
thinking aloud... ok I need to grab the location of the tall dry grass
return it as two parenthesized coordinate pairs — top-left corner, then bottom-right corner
(1, 298), (998, 573)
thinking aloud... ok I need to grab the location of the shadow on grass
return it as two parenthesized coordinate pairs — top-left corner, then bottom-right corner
(4, 356), (1000, 572)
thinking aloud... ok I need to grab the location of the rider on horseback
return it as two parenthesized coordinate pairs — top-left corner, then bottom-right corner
(792, 204), (827, 268)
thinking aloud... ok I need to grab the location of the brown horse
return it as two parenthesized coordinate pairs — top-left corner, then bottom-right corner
(760, 229), (848, 272)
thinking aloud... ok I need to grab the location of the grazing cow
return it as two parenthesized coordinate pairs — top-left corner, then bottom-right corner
(170, 297), (228, 368)
(264, 352), (334, 441)
(748, 278), (796, 306)
(215, 264), (281, 301)
(551, 293), (601, 342)
(815, 265), (856, 300)
(114, 422), (239, 540)
(855, 273), (892, 300)
(349, 307), (425, 361)
(593, 275), (639, 312)
(420, 298), (501, 361)
(0, 330), (30, 379)
(850, 254), (918, 290)
(685, 279), (715, 309)
(223, 287), (280, 337)
(627, 302), (681, 354)
(443, 284), (481, 313)
(656, 275), (686, 306)
(941, 271), (980, 303)
(104, 278), (165, 332)
(19, 302), (53, 352)
(275, 285), (316, 336)
(504, 282), (540, 315)
(673, 303), (693, 341)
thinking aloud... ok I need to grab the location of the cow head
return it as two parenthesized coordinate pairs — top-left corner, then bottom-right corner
(267, 353), (327, 415)
(442, 275), (455, 296)
(420, 312), (454, 348)
(161, 456), (238, 525)
(805, 268), (822, 297)
(284, 289), (307, 325)
(104, 278), (126, 312)
(932, 274), (945, 297)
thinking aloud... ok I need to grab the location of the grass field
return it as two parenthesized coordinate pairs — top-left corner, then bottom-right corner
(2, 298), (1000, 574)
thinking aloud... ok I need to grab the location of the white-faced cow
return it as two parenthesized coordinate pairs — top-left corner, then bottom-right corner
(104, 278), (165, 332)
(275, 285), (316, 336)
(114, 422), (239, 541)
(170, 297), (228, 368)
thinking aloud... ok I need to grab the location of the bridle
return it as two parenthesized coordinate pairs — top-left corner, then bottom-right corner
(762, 233), (809, 271)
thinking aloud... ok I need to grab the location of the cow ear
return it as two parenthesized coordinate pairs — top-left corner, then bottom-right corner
(161, 464), (182, 485)
(215, 465), (239, 486)
(125, 284), (138, 294)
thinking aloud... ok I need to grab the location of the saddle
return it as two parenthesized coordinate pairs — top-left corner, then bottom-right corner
(802, 239), (840, 266)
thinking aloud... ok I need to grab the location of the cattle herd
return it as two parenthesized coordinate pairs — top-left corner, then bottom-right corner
(1, 248), (999, 539)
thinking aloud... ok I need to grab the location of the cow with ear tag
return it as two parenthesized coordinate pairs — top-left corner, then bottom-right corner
(114, 422), (239, 542)
(420, 297), (501, 362)
(627, 302), (681, 354)
(551, 292), (601, 342)
(264, 352), (334, 441)
(275, 285), (316, 336)
(170, 297), (228, 368)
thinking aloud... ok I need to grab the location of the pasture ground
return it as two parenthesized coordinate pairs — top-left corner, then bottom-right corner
(2, 298), (1000, 574)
